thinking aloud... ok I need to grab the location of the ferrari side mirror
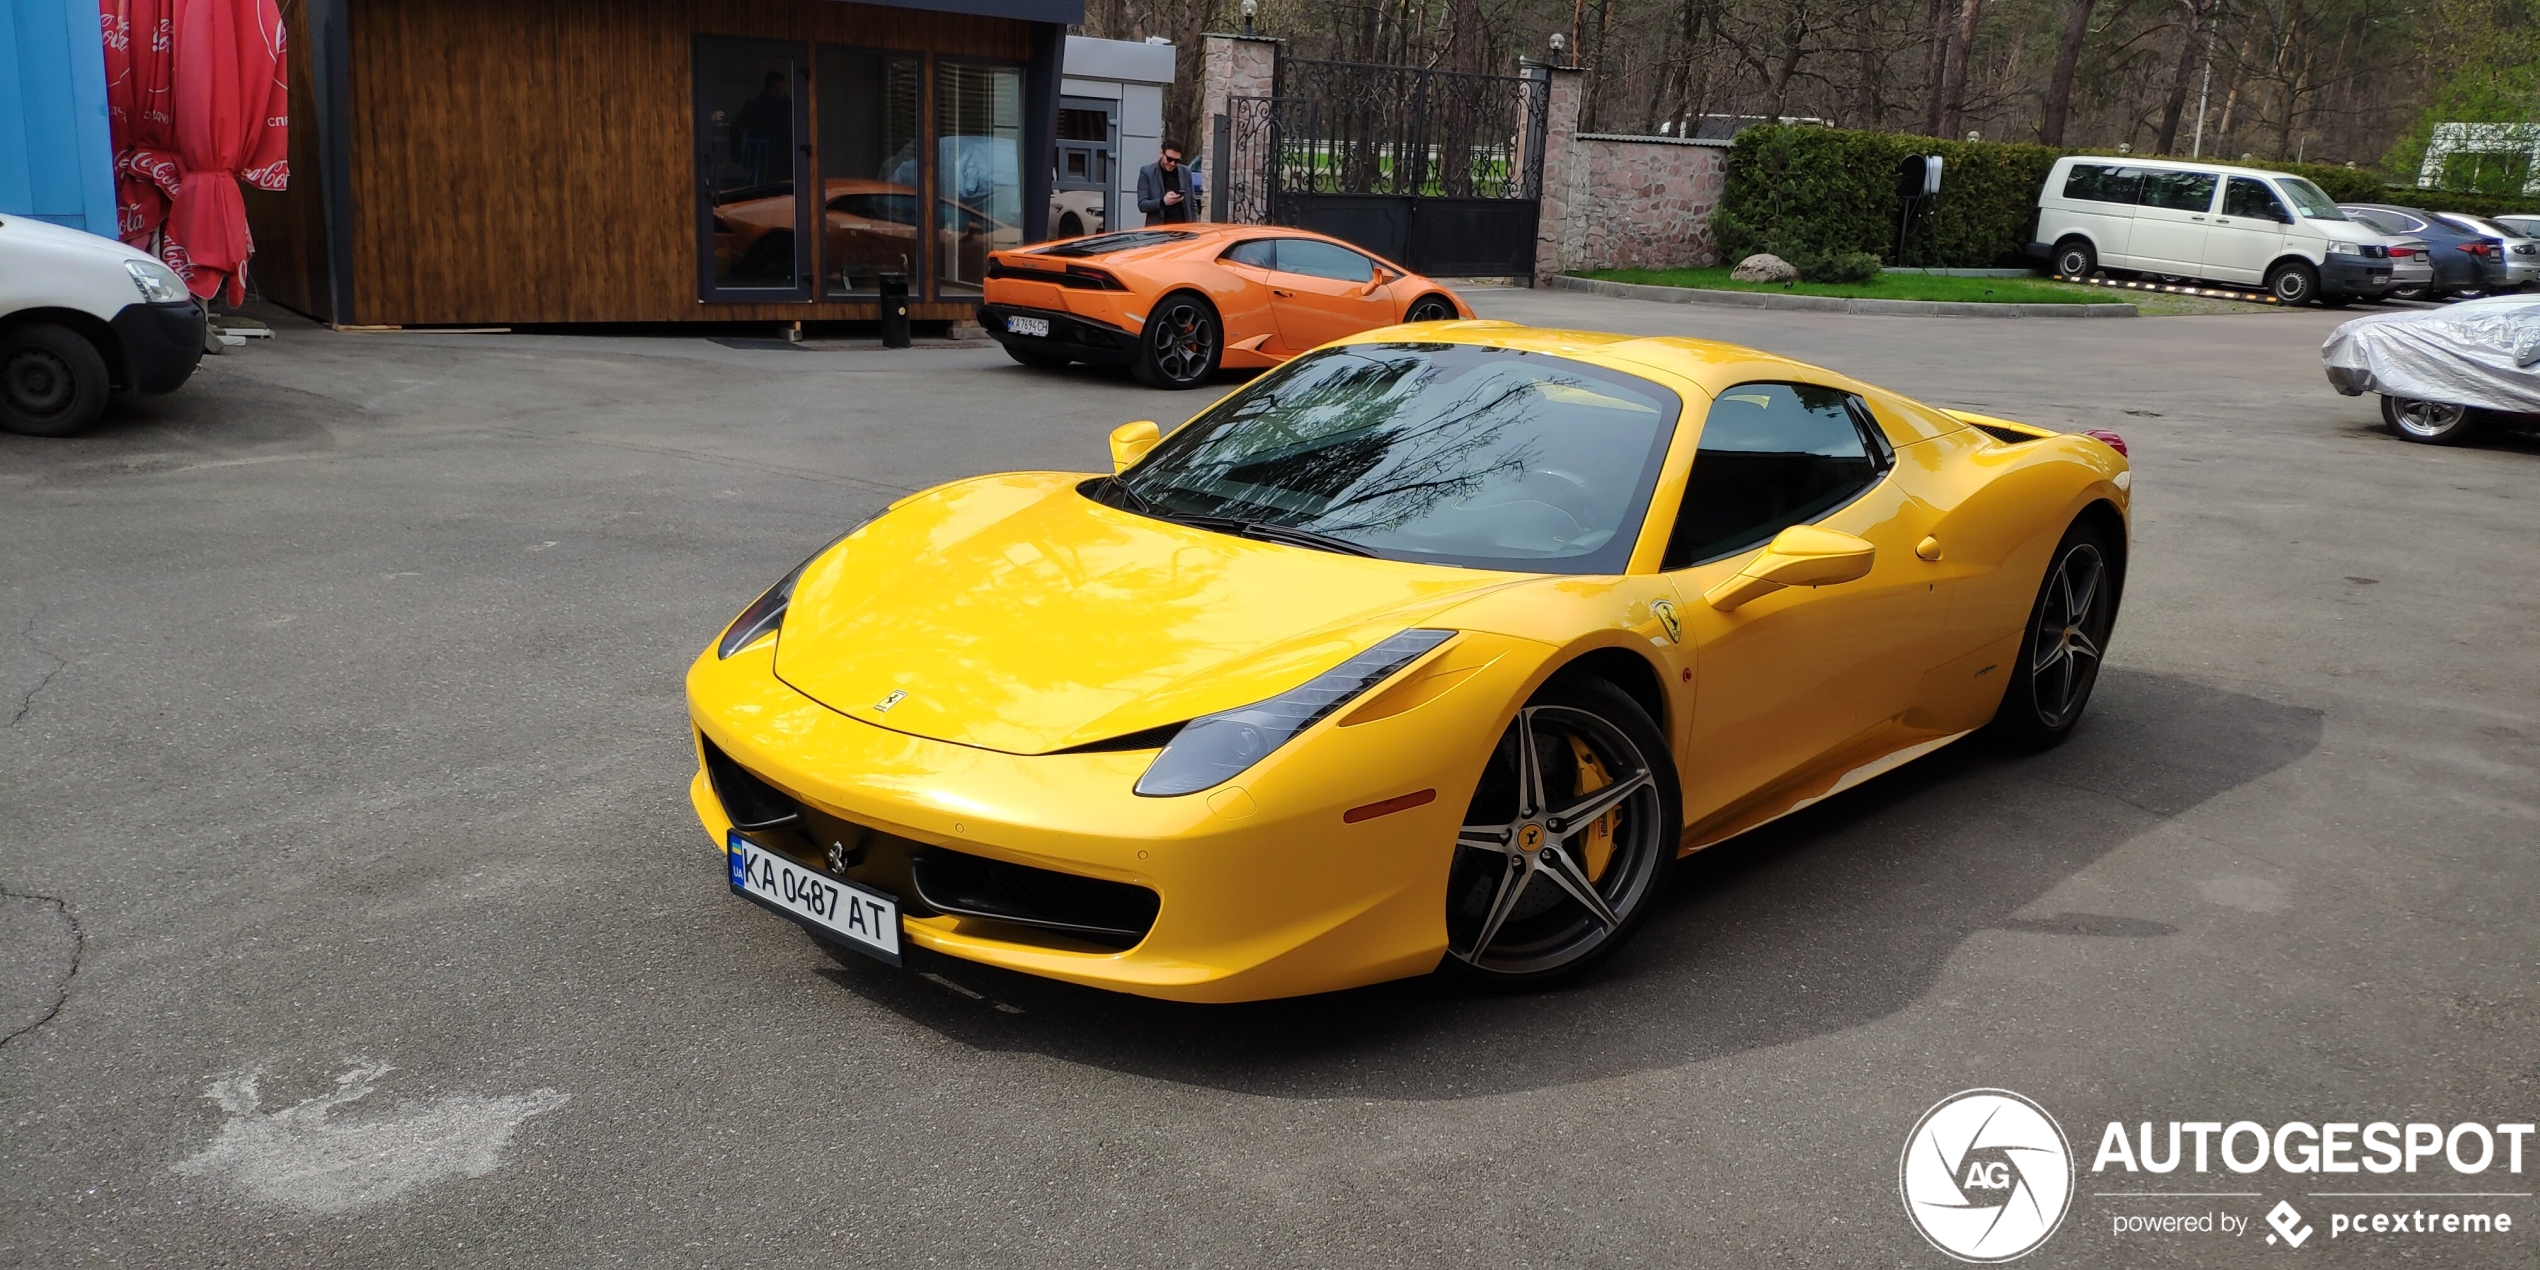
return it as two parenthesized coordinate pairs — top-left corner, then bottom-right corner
(1110, 420), (1161, 474)
(1703, 525), (1878, 611)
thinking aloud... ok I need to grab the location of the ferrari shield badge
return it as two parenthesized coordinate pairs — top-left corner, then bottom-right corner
(1650, 599), (1682, 644)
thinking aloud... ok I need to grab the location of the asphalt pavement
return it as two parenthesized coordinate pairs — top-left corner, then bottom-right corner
(5, 293), (2535, 1268)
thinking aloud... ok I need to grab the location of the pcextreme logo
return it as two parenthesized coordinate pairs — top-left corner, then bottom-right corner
(1901, 1089), (2077, 1262)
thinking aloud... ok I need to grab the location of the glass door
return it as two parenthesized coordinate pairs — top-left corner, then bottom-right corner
(934, 62), (1025, 297)
(695, 38), (812, 301)
(816, 47), (923, 298)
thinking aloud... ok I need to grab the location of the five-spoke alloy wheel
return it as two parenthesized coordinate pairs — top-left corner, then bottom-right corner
(1132, 292), (1222, 389)
(1991, 521), (2119, 748)
(1446, 677), (1680, 986)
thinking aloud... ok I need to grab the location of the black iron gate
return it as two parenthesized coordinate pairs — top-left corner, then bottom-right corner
(1217, 58), (1547, 277)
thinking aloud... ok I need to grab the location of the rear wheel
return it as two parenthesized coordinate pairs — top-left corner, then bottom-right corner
(2381, 395), (2478, 444)
(1, 322), (112, 437)
(1404, 294), (1459, 323)
(1988, 520), (2118, 750)
(1443, 676), (1680, 988)
(2265, 259), (2319, 305)
(2052, 237), (2096, 279)
(1131, 292), (1221, 389)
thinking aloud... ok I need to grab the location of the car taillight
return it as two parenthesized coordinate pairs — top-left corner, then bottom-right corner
(2458, 242), (2492, 256)
(1066, 265), (1126, 290)
(2081, 429), (2128, 457)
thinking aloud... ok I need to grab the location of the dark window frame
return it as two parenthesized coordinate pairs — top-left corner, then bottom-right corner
(1661, 382), (1894, 572)
(693, 35), (816, 303)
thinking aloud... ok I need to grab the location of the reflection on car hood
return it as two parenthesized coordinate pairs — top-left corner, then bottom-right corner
(772, 472), (1522, 754)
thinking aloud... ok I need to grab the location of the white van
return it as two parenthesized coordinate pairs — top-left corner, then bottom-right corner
(2028, 156), (2399, 306)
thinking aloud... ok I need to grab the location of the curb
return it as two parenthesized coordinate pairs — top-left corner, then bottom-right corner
(1546, 274), (2138, 318)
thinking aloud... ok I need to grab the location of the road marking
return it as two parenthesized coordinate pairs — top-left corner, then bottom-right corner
(174, 1061), (567, 1214)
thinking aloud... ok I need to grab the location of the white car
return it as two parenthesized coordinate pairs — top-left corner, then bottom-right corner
(2, 213), (206, 437)
(2322, 295), (2540, 444)
(2030, 155), (2398, 305)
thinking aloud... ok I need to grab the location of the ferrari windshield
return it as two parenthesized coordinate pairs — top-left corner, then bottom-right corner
(1114, 343), (1681, 573)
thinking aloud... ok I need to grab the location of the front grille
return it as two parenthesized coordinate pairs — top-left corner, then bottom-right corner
(910, 848), (1159, 949)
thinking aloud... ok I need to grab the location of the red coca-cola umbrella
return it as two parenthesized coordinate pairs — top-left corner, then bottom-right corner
(100, 0), (184, 256)
(165, 0), (289, 305)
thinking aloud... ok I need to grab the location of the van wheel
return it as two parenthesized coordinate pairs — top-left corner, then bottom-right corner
(2052, 237), (2096, 279)
(2266, 260), (2319, 305)
(1, 322), (112, 437)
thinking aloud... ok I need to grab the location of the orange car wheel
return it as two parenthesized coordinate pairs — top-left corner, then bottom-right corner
(1405, 294), (1459, 323)
(1132, 292), (1222, 390)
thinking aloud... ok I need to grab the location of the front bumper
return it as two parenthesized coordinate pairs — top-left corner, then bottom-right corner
(108, 300), (206, 394)
(2318, 254), (2395, 297)
(685, 633), (1544, 1002)
(977, 304), (1137, 367)
(2324, 364), (2374, 396)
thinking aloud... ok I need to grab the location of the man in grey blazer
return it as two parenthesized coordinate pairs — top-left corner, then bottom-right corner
(1135, 142), (1196, 225)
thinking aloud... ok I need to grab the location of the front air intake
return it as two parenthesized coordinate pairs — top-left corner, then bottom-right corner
(699, 734), (803, 831)
(909, 848), (1159, 949)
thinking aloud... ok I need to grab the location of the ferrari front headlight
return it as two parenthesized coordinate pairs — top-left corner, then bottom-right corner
(715, 528), (859, 658)
(1134, 629), (1454, 797)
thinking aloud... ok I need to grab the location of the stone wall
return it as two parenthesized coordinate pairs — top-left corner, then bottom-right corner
(1197, 34), (1277, 224)
(1534, 65), (1728, 283)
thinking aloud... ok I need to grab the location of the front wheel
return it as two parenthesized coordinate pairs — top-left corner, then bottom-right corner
(1, 322), (113, 437)
(2381, 395), (2478, 444)
(2266, 260), (2320, 305)
(1988, 521), (2118, 750)
(1443, 676), (1680, 988)
(1131, 292), (1221, 389)
(2052, 237), (2097, 279)
(1404, 294), (1459, 323)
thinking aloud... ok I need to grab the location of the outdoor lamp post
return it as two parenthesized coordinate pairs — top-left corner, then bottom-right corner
(1242, 0), (1256, 36)
(1549, 32), (1566, 66)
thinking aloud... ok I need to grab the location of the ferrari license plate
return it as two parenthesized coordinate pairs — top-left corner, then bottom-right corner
(727, 833), (902, 965)
(1005, 315), (1051, 338)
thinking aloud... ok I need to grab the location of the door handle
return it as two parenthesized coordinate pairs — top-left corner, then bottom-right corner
(1272, 288), (1294, 297)
(2190, 215), (2206, 221)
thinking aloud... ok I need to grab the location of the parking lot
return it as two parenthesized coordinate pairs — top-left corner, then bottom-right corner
(5, 292), (2535, 1267)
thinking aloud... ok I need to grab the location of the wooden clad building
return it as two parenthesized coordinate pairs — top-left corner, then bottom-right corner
(246, 0), (1077, 326)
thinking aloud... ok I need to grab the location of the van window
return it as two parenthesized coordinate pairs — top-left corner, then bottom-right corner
(2139, 170), (2218, 212)
(2275, 178), (2347, 220)
(2062, 164), (2142, 205)
(2221, 177), (2288, 222)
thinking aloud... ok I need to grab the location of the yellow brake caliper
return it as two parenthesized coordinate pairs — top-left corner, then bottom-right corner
(1567, 734), (1617, 882)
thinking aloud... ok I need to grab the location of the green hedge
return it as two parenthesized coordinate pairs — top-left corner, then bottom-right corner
(1717, 126), (2540, 269)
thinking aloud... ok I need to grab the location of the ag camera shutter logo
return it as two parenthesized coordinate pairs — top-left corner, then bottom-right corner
(1901, 1089), (2076, 1262)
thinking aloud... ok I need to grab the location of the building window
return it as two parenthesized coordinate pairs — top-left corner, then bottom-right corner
(935, 62), (1024, 296)
(816, 47), (922, 298)
(695, 39), (811, 300)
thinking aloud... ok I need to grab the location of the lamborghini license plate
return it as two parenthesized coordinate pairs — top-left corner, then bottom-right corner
(1005, 315), (1051, 338)
(727, 833), (902, 965)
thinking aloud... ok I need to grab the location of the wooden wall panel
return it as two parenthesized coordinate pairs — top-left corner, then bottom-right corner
(241, 0), (332, 319)
(348, 0), (1034, 325)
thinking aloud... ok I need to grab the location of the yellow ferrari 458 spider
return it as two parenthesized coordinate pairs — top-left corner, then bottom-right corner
(687, 322), (2132, 1002)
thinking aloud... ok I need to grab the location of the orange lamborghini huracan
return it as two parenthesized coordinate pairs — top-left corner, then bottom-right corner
(977, 225), (1474, 389)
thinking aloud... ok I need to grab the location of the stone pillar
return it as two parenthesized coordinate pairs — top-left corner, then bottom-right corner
(1529, 61), (1586, 285)
(1199, 33), (1278, 224)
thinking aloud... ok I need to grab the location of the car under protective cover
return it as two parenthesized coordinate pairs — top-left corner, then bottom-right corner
(687, 322), (2134, 1001)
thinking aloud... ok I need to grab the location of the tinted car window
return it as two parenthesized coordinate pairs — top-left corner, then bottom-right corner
(2139, 169), (2218, 212)
(2062, 164), (2142, 205)
(2343, 207), (2417, 234)
(1664, 383), (1885, 569)
(1275, 238), (1376, 283)
(1032, 230), (1193, 257)
(1224, 239), (1280, 269)
(2221, 177), (2287, 221)
(1115, 343), (1681, 574)
(831, 193), (918, 224)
